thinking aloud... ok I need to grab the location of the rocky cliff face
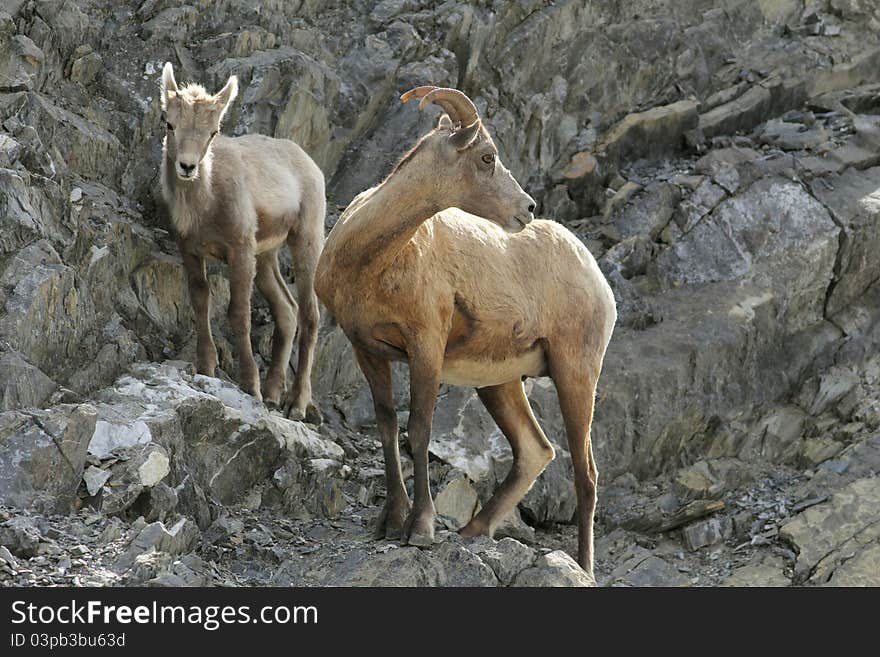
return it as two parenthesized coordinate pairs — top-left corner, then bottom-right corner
(1, 0), (879, 586)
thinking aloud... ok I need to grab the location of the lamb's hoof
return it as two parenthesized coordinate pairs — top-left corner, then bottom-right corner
(285, 406), (305, 422)
(304, 402), (322, 426)
(264, 397), (281, 411)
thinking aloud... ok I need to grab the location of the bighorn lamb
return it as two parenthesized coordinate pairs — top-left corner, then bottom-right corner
(315, 86), (616, 577)
(159, 63), (324, 421)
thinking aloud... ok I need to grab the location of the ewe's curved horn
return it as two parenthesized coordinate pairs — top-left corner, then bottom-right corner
(400, 86), (480, 130)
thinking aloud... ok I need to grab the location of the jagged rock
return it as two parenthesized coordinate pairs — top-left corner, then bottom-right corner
(721, 554), (790, 587)
(115, 518), (200, 571)
(300, 546), (446, 587)
(780, 477), (880, 584)
(610, 182), (680, 241)
(759, 118), (828, 150)
(512, 550), (596, 587)
(90, 362), (344, 517)
(0, 351), (56, 411)
(465, 536), (536, 585)
(810, 167), (880, 317)
(658, 178), (838, 331)
(598, 100), (699, 168)
(88, 419), (152, 460)
(801, 437), (844, 466)
(0, 516), (42, 557)
(0, 404), (96, 512)
(604, 546), (692, 587)
(432, 539), (499, 587)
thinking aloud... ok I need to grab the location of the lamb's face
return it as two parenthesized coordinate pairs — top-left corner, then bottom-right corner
(163, 99), (222, 181)
(160, 63), (237, 182)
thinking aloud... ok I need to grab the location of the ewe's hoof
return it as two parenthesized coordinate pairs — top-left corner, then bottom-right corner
(304, 402), (322, 425)
(406, 530), (435, 548)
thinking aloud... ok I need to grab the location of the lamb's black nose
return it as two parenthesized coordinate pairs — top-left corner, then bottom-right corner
(179, 162), (196, 175)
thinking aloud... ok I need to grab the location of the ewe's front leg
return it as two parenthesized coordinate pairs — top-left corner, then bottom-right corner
(227, 250), (261, 401)
(403, 344), (443, 547)
(182, 252), (218, 376)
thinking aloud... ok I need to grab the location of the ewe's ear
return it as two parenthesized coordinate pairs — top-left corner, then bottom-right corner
(160, 62), (178, 109)
(213, 75), (239, 123)
(437, 114), (454, 131)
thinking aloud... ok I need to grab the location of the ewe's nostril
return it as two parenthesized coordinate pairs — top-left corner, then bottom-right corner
(528, 203), (536, 213)
(179, 162), (196, 174)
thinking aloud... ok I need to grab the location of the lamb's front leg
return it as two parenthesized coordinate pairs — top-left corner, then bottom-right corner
(182, 251), (218, 376)
(403, 342), (443, 547)
(227, 249), (261, 401)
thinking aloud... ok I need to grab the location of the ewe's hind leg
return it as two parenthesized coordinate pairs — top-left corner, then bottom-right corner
(283, 220), (323, 423)
(255, 253), (297, 408)
(353, 346), (410, 539)
(549, 352), (601, 579)
(459, 380), (554, 538)
(182, 252), (218, 376)
(227, 249), (261, 401)
(403, 344), (443, 547)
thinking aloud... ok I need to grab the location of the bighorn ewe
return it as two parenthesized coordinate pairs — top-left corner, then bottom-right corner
(159, 63), (324, 420)
(315, 86), (616, 577)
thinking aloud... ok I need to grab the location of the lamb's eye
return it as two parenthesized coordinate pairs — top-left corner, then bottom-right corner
(166, 122), (175, 131)
(481, 153), (495, 165)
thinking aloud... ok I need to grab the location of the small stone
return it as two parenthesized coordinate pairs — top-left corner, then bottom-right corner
(69, 187), (83, 203)
(138, 450), (170, 487)
(98, 523), (122, 544)
(434, 477), (479, 530)
(681, 516), (733, 551)
(0, 545), (20, 569)
(83, 465), (112, 496)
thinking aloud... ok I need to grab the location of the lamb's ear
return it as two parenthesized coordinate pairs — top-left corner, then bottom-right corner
(161, 62), (178, 109)
(437, 114), (454, 131)
(213, 75), (239, 122)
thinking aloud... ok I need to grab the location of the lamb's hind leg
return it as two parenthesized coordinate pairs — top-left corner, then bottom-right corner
(226, 247), (261, 401)
(255, 252), (297, 408)
(459, 380), (554, 538)
(283, 222), (323, 423)
(182, 251), (218, 376)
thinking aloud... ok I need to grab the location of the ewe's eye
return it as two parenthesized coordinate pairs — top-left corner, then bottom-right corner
(481, 153), (495, 165)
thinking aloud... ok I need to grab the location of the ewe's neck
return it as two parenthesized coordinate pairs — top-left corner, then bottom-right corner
(340, 162), (443, 268)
